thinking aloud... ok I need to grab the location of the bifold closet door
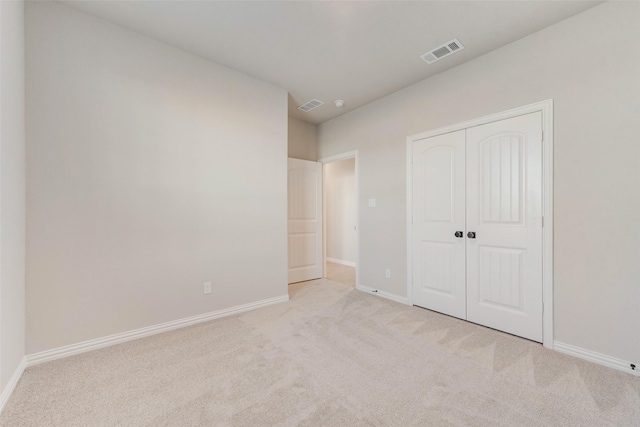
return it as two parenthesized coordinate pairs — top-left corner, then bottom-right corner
(411, 130), (467, 319)
(466, 112), (543, 342)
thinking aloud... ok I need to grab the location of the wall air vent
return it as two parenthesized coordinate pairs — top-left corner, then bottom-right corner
(420, 38), (464, 64)
(298, 99), (324, 112)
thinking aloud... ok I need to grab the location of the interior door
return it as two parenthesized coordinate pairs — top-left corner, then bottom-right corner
(466, 112), (543, 342)
(412, 130), (467, 319)
(288, 158), (322, 284)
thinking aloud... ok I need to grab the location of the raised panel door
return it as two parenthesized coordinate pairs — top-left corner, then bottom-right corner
(288, 158), (322, 283)
(412, 131), (466, 319)
(466, 112), (543, 342)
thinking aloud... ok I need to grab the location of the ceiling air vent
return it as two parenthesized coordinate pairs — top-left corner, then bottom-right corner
(298, 99), (324, 112)
(420, 38), (464, 64)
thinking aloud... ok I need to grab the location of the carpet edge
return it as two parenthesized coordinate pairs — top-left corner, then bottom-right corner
(25, 294), (290, 368)
(0, 357), (26, 415)
(554, 341), (639, 377)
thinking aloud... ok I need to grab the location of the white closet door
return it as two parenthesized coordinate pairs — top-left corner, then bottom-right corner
(412, 131), (467, 319)
(466, 112), (543, 342)
(288, 158), (322, 284)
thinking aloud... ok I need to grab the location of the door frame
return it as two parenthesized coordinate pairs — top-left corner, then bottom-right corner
(318, 151), (359, 287)
(406, 99), (554, 348)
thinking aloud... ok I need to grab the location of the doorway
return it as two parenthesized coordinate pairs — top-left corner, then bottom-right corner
(320, 151), (359, 287)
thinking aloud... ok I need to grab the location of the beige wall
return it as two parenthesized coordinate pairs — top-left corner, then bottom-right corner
(0, 0), (26, 390)
(325, 158), (356, 264)
(288, 117), (317, 161)
(26, 2), (288, 354)
(318, 2), (640, 363)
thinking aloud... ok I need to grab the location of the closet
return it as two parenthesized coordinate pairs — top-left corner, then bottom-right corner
(411, 112), (543, 342)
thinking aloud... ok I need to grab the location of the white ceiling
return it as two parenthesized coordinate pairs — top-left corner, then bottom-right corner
(60, 1), (602, 124)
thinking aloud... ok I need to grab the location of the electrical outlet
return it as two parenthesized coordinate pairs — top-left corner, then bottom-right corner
(203, 281), (212, 295)
(385, 269), (391, 279)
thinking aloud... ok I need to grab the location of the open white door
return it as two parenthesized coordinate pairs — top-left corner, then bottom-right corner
(412, 130), (467, 319)
(288, 158), (322, 284)
(466, 112), (543, 342)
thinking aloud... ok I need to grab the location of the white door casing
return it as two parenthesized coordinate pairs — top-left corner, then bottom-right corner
(409, 109), (545, 343)
(466, 112), (543, 342)
(411, 130), (467, 319)
(288, 158), (322, 284)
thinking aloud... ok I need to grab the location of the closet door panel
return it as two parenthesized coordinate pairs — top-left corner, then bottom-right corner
(412, 131), (466, 319)
(466, 112), (543, 342)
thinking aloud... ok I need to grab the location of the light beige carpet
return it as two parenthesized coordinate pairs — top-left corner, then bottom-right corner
(325, 262), (356, 287)
(2, 279), (639, 426)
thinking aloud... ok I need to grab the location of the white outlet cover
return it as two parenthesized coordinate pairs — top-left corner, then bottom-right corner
(368, 198), (377, 207)
(204, 281), (212, 294)
(385, 269), (391, 278)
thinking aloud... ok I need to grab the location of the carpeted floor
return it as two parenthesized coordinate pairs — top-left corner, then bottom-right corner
(325, 262), (356, 287)
(2, 279), (639, 426)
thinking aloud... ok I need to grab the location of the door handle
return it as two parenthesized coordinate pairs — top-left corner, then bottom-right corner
(454, 231), (464, 238)
(467, 232), (476, 239)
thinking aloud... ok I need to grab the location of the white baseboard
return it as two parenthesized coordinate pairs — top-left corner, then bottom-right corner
(26, 294), (289, 367)
(326, 258), (356, 267)
(0, 357), (26, 414)
(554, 341), (639, 377)
(356, 284), (411, 305)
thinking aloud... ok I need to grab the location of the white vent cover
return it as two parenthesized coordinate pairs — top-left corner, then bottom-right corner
(298, 99), (324, 112)
(420, 39), (464, 64)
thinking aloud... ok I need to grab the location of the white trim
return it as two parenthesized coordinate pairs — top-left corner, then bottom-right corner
(319, 151), (359, 292)
(0, 357), (26, 414)
(540, 101), (554, 350)
(326, 257), (356, 267)
(554, 341), (639, 377)
(406, 99), (554, 348)
(356, 284), (411, 306)
(318, 151), (359, 165)
(26, 295), (289, 367)
(409, 100), (552, 142)
(406, 138), (414, 306)
(322, 161), (327, 279)
(0, 0), (3, 411)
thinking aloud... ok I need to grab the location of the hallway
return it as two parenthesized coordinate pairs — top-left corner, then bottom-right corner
(326, 261), (355, 287)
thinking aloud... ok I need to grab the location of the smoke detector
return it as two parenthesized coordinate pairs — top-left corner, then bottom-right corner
(420, 39), (464, 64)
(334, 100), (344, 107)
(298, 99), (324, 112)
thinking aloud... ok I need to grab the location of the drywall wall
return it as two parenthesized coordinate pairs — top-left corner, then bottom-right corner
(318, 1), (640, 363)
(325, 158), (356, 264)
(26, 2), (288, 354)
(0, 0), (26, 391)
(288, 117), (317, 161)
